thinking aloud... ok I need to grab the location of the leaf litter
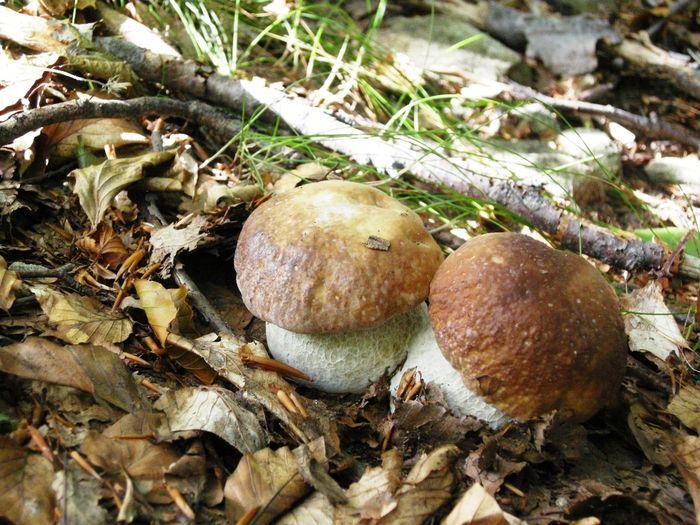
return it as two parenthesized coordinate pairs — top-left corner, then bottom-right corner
(0, 1), (698, 524)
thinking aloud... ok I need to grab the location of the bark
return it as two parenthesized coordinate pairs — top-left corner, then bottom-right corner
(0, 96), (240, 146)
(0, 39), (668, 273)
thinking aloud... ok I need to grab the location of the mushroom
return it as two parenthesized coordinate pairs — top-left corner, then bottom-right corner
(391, 232), (627, 427)
(234, 180), (444, 394)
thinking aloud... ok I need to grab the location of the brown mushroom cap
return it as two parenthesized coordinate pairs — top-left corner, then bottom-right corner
(235, 180), (443, 334)
(429, 232), (627, 422)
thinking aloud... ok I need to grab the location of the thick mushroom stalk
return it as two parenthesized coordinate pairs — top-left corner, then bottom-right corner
(267, 306), (424, 394)
(390, 305), (510, 428)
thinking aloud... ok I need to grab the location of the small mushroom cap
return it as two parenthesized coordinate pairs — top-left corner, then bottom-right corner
(429, 232), (627, 422)
(235, 180), (443, 333)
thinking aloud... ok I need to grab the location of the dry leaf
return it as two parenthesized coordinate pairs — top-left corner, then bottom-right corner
(189, 333), (340, 454)
(273, 162), (330, 193)
(0, 437), (55, 525)
(46, 117), (148, 157)
(668, 385), (700, 434)
(381, 444), (459, 524)
(621, 281), (686, 361)
(627, 402), (673, 467)
(277, 492), (334, 525)
(52, 463), (108, 525)
(32, 285), (132, 345)
(75, 222), (128, 268)
(192, 177), (262, 212)
(0, 5), (80, 53)
(82, 413), (180, 504)
(0, 255), (21, 310)
(70, 150), (175, 225)
(673, 434), (700, 524)
(0, 51), (59, 114)
(0, 337), (147, 411)
(337, 449), (403, 522)
(154, 386), (269, 453)
(39, 0), (96, 16)
(149, 215), (208, 277)
(225, 439), (326, 524)
(443, 483), (524, 525)
(134, 279), (177, 345)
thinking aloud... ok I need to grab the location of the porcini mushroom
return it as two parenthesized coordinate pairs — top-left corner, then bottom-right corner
(391, 232), (627, 427)
(234, 180), (443, 393)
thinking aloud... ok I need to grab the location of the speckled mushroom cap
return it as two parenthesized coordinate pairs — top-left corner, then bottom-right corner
(429, 232), (627, 422)
(235, 180), (443, 334)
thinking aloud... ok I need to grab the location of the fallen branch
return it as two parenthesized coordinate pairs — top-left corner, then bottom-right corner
(0, 41), (668, 273)
(10, 262), (95, 296)
(0, 97), (241, 146)
(94, 39), (668, 273)
(506, 83), (700, 149)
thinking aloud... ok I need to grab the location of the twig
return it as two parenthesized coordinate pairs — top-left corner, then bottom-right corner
(0, 96), (241, 146)
(141, 195), (233, 335)
(94, 40), (669, 273)
(660, 229), (695, 276)
(173, 261), (233, 334)
(10, 262), (94, 295)
(0, 38), (664, 273)
(647, 0), (696, 39)
(506, 82), (700, 149)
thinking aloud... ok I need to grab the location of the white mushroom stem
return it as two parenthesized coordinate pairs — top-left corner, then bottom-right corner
(265, 306), (424, 394)
(390, 304), (511, 429)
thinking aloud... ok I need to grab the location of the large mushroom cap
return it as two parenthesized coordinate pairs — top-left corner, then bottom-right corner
(235, 180), (443, 334)
(429, 232), (627, 422)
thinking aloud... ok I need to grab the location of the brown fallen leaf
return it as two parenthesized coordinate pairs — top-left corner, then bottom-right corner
(627, 402), (673, 467)
(668, 384), (700, 434)
(380, 444), (459, 524)
(621, 281), (686, 361)
(224, 438), (326, 524)
(0, 337), (148, 411)
(148, 215), (208, 277)
(135, 280), (216, 382)
(32, 285), (132, 346)
(188, 333), (339, 454)
(82, 412), (180, 504)
(336, 449), (403, 522)
(672, 434), (700, 525)
(70, 150), (175, 225)
(134, 279), (177, 345)
(45, 117), (148, 157)
(154, 386), (269, 453)
(443, 483), (524, 525)
(277, 492), (334, 525)
(0, 437), (55, 525)
(0, 5), (80, 53)
(74, 222), (129, 268)
(0, 254), (21, 310)
(0, 51), (58, 114)
(52, 463), (108, 525)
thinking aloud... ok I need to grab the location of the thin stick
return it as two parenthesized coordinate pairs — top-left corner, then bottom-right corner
(0, 96), (241, 146)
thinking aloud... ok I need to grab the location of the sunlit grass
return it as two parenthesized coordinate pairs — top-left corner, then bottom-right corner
(138, 0), (667, 243)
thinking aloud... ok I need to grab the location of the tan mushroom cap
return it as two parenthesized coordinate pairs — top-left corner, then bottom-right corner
(429, 232), (627, 422)
(235, 180), (443, 334)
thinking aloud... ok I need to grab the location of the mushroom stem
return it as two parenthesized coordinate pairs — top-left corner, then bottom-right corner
(389, 304), (510, 429)
(265, 306), (425, 394)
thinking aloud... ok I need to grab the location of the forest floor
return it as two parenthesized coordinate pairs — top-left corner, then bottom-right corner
(0, 0), (699, 524)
